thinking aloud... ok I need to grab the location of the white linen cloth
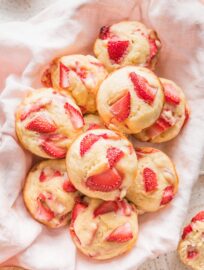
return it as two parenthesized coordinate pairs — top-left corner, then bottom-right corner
(0, 0), (204, 269)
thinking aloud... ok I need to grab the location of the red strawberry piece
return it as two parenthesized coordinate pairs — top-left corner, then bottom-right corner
(99, 26), (110, 40)
(182, 224), (193, 240)
(39, 171), (47, 182)
(20, 102), (49, 122)
(53, 170), (62, 177)
(191, 211), (204, 223)
(36, 194), (55, 221)
(86, 167), (123, 192)
(143, 167), (158, 192)
(128, 145), (134, 155)
(106, 222), (133, 243)
(41, 140), (66, 158)
(26, 115), (57, 133)
(106, 147), (124, 168)
(87, 123), (101, 131)
(163, 83), (181, 105)
(129, 72), (157, 105)
(149, 38), (158, 60)
(108, 40), (129, 64)
(187, 246), (199, 260)
(41, 68), (52, 87)
(41, 133), (67, 142)
(59, 62), (70, 88)
(160, 186), (174, 205)
(63, 180), (77, 192)
(110, 91), (131, 122)
(183, 105), (190, 127)
(71, 202), (88, 223)
(80, 133), (107, 157)
(147, 115), (172, 138)
(94, 201), (118, 217)
(79, 105), (87, 114)
(64, 102), (84, 129)
(117, 200), (132, 216)
(73, 62), (87, 80)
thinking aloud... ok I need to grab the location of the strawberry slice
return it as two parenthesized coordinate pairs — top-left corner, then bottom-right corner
(99, 26), (110, 40)
(147, 115), (172, 138)
(163, 83), (181, 105)
(117, 200), (132, 216)
(94, 201), (118, 217)
(36, 194), (55, 221)
(63, 180), (77, 192)
(72, 62), (87, 80)
(107, 40), (129, 63)
(64, 102), (84, 129)
(53, 170), (62, 177)
(39, 171), (47, 182)
(87, 123), (101, 131)
(183, 105), (190, 127)
(106, 222), (133, 243)
(86, 167), (123, 192)
(71, 202), (88, 223)
(41, 140), (66, 158)
(26, 115), (57, 133)
(160, 186), (174, 205)
(187, 246), (199, 260)
(143, 167), (158, 192)
(149, 38), (158, 60)
(182, 224), (193, 240)
(191, 211), (204, 223)
(41, 68), (52, 87)
(20, 99), (51, 121)
(59, 62), (70, 88)
(106, 147), (124, 168)
(110, 91), (131, 122)
(129, 72), (157, 105)
(80, 133), (108, 157)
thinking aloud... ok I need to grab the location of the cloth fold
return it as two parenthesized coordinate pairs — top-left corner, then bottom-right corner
(0, 0), (204, 269)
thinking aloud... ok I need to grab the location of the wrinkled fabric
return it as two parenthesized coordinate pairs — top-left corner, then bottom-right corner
(0, 0), (204, 269)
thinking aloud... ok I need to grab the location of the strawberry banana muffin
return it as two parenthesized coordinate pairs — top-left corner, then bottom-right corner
(83, 114), (105, 132)
(42, 55), (108, 113)
(94, 21), (161, 72)
(16, 88), (84, 159)
(178, 211), (204, 270)
(70, 197), (138, 260)
(97, 66), (164, 134)
(66, 129), (137, 201)
(127, 147), (178, 212)
(23, 160), (79, 228)
(135, 78), (189, 143)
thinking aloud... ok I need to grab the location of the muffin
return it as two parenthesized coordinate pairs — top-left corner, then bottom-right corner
(66, 129), (137, 201)
(16, 88), (84, 158)
(97, 66), (164, 134)
(135, 78), (189, 143)
(23, 160), (79, 228)
(178, 211), (204, 270)
(83, 114), (105, 132)
(69, 197), (138, 260)
(42, 54), (108, 113)
(94, 21), (161, 71)
(127, 147), (178, 212)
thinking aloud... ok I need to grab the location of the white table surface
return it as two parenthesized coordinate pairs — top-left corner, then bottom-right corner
(0, 1), (203, 269)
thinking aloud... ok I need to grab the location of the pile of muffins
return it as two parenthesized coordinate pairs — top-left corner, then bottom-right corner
(15, 21), (192, 263)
